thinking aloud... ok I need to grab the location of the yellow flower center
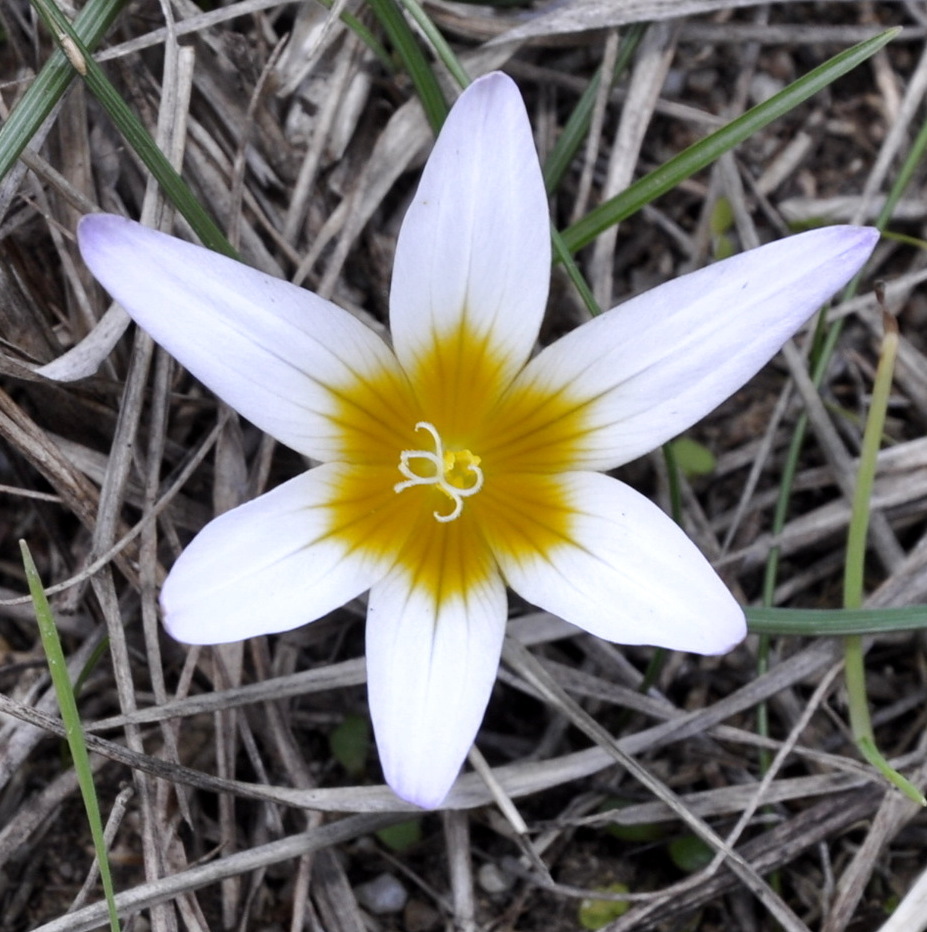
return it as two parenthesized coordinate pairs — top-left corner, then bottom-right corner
(321, 320), (590, 601)
(394, 421), (484, 523)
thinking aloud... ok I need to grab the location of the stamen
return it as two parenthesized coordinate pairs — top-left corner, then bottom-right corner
(394, 421), (484, 522)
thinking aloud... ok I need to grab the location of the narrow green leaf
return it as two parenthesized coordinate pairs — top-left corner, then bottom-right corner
(845, 635), (925, 805)
(0, 0), (127, 182)
(367, 0), (447, 132)
(763, 79), (927, 611)
(659, 441), (683, 524)
(551, 225), (601, 317)
(398, 0), (470, 90)
(844, 316), (898, 611)
(561, 28), (898, 253)
(841, 317), (923, 806)
(746, 604), (927, 636)
(20, 541), (122, 932)
(29, 0), (236, 257)
(543, 22), (648, 194)
(315, 0), (394, 72)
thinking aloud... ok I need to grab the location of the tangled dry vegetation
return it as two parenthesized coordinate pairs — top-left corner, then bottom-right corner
(1, 1), (927, 930)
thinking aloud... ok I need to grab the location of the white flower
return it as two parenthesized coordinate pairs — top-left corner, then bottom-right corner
(78, 72), (878, 808)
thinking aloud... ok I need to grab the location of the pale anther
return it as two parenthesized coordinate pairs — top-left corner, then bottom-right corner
(394, 421), (484, 523)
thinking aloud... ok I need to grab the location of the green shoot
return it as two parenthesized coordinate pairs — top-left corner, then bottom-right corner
(28, 0), (235, 257)
(561, 29), (898, 252)
(20, 541), (123, 932)
(840, 314), (925, 806)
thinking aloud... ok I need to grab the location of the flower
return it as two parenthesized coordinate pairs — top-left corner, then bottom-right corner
(78, 72), (878, 809)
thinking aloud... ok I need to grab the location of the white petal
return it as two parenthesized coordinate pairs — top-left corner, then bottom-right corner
(78, 215), (403, 461)
(366, 565), (507, 809)
(495, 472), (745, 655)
(390, 72), (550, 385)
(161, 465), (390, 644)
(514, 226), (879, 469)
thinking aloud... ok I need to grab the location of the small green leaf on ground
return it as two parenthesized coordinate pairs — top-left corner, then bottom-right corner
(668, 835), (714, 873)
(376, 819), (423, 853)
(329, 713), (371, 777)
(668, 437), (717, 478)
(579, 883), (631, 928)
(600, 798), (665, 843)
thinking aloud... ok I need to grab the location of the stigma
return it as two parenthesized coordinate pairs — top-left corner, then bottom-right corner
(394, 421), (484, 522)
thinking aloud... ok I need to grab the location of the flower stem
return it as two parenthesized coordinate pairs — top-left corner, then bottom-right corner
(842, 310), (924, 806)
(844, 634), (924, 804)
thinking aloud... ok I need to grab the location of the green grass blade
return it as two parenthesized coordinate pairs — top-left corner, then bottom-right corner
(20, 541), (122, 932)
(543, 22), (648, 195)
(763, 102), (927, 607)
(315, 0), (393, 72)
(398, 0), (470, 90)
(29, 0), (236, 257)
(746, 604), (927, 636)
(0, 0), (127, 182)
(561, 28), (898, 253)
(845, 634), (925, 804)
(367, 0), (448, 132)
(551, 225), (601, 317)
(840, 315), (923, 805)
(844, 314), (898, 612)
(353, 8), (602, 320)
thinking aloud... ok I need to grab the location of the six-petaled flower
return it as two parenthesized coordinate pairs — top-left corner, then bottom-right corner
(78, 72), (878, 808)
